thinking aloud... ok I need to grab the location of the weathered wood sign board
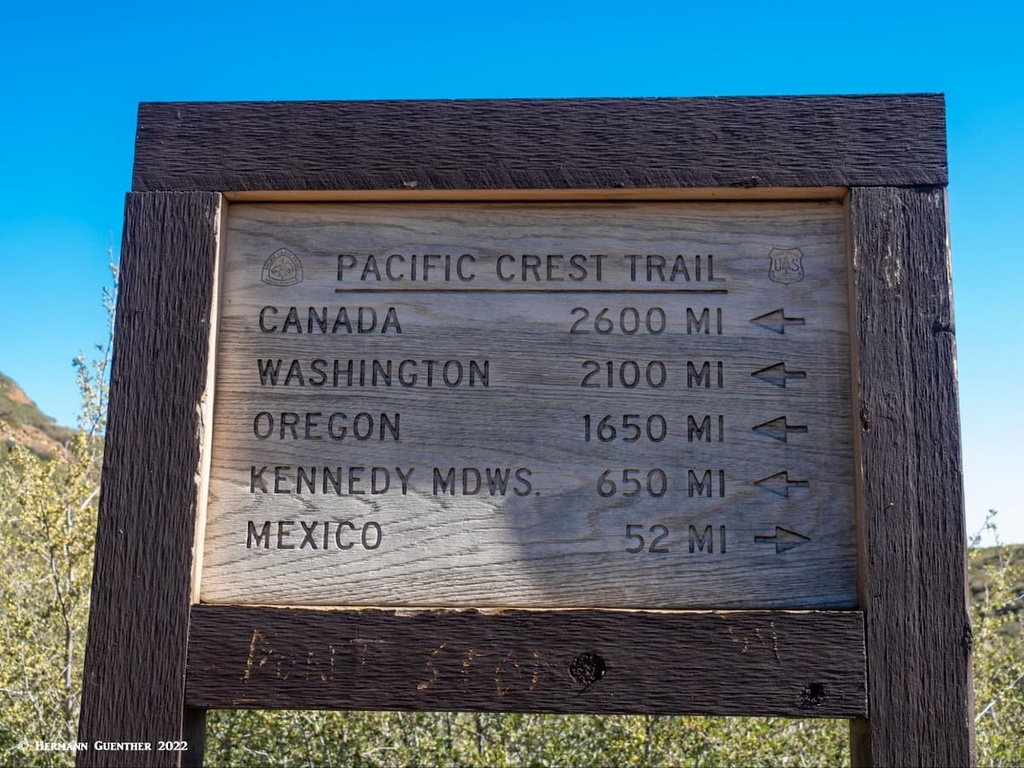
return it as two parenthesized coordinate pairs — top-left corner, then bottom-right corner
(203, 201), (856, 608)
(78, 97), (974, 768)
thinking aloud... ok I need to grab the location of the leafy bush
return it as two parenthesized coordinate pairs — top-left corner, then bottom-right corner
(203, 710), (848, 767)
(970, 513), (1024, 765)
(0, 271), (111, 768)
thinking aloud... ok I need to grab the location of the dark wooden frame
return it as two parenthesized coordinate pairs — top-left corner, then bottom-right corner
(78, 96), (973, 767)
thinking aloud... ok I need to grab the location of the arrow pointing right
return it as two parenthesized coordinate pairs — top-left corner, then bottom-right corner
(755, 526), (812, 553)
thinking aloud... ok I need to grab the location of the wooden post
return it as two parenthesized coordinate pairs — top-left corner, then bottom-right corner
(849, 186), (974, 765)
(77, 192), (220, 767)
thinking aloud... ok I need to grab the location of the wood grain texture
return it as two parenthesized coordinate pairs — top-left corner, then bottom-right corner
(849, 187), (974, 766)
(185, 605), (867, 718)
(132, 96), (946, 193)
(77, 192), (220, 768)
(200, 201), (857, 609)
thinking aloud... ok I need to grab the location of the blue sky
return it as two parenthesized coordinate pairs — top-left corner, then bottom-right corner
(1, 1), (1021, 543)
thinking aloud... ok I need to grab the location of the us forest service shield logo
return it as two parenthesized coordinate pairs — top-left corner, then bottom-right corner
(262, 248), (304, 286)
(768, 247), (805, 284)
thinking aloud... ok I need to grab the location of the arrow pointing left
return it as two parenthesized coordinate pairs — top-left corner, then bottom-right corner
(751, 363), (808, 388)
(753, 471), (810, 497)
(750, 308), (806, 334)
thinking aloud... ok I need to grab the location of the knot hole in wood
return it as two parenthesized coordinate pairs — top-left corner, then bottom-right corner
(569, 652), (606, 686)
(800, 683), (827, 707)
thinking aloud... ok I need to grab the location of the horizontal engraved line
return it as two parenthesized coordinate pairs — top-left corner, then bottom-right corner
(333, 287), (730, 294)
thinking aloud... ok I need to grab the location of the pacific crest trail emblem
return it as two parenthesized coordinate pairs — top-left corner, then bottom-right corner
(767, 247), (804, 284)
(262, 248), (304, 286)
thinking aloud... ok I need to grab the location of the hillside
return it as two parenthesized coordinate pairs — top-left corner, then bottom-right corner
(0, 371), (75, 459)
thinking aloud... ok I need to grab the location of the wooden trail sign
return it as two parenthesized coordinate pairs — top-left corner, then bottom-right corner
(205, 200), (856, 609)
(78, 96), (974, 767)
